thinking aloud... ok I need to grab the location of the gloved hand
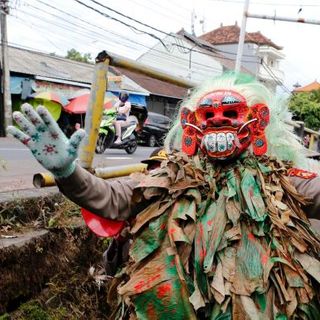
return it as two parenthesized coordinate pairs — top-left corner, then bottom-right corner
(7, 103), (86, 178)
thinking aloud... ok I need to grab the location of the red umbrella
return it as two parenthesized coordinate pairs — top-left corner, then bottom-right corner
(63, 93), (117, 114)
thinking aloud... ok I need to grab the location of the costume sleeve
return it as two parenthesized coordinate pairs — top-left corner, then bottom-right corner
(289, 175), (320, 219)
(55, 164), (138, 220)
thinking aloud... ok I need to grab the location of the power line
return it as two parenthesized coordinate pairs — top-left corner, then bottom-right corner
(73, 0), (169, 50)
(11, 7), (224, 73)
(14, 6), (144, 53)
(32, 0), (153, 51)
(25, 0), (260, 64)
(88, 0), (185, 36)
(14, 0), (293, 86)
(73, 0), (260, 60)
(260, 60), (291, 94)
(13, 8), (224, 73)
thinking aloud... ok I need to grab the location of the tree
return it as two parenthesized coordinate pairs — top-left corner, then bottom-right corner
(65, 49), (92, 63)
(289, 89), (320, 131)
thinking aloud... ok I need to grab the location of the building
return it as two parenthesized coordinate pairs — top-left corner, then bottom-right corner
(137, 30), (228, 84)
(292, 81), (320, 93)
(199, 23), (285, 92)
(112, 66), (188, 118)
(5, 45), (149, 113)
(137, 24), (284, 92)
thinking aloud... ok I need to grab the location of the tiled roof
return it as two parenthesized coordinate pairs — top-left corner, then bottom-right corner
(199, 24), (282, 50)
(114, 66), (188, 99)
(247, 31), (282, 50)
(293, 81), (320, 92)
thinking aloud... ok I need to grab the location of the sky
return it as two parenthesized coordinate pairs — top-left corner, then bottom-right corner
(6, 0), (320, 93)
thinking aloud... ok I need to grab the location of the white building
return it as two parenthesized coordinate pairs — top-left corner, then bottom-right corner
(137, 30), (240, 85)
(199, 23), (285, 92)
(137, 24), (285, 92)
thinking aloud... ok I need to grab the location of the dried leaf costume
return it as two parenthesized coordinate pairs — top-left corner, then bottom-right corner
(115, 74), (320, 319)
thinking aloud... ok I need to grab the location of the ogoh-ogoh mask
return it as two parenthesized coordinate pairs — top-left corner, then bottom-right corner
(181, 90), (270, 160)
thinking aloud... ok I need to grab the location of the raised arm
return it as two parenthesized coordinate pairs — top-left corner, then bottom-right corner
(56, 165), (137, 220)
(7, 104), (136, 220)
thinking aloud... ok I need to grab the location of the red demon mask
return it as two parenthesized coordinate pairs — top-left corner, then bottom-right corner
(180, 90), (270, 160)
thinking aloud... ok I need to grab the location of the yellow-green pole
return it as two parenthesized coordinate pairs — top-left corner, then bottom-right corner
(78, 52), (110, 169)
(95, 163), (147, 179)
(107, 52), (196, 88)
(33, 172), (56, 188)
(33, 163), (147, 188)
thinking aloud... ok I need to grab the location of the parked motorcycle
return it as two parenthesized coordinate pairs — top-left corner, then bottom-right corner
(95, 109), (138, 154)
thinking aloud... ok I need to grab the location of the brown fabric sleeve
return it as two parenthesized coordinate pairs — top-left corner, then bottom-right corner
(55, 165), (138, 220)
(289, 175), (320, 219)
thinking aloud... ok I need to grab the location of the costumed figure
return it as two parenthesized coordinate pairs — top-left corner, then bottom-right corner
(7, 73), (320, 319)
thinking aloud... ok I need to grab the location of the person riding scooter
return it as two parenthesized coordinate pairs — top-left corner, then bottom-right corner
(113, 91), (131, 144)
(96, 108), (138, 154)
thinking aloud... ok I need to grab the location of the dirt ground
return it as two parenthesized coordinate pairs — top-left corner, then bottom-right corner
(0, 194), (115, 320)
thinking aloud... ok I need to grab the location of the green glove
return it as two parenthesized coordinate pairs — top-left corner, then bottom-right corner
(7, 103), (85, 178)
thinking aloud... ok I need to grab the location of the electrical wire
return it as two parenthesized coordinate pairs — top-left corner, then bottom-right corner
(13, 0), (297, 87)
(10, 7), (226, 73)
(88, 0), (186, 36)
(14, 5), (145, 52)
(74, 0), (263, 60)
(260, 60), (291, 94)
(32, 0), (155, 51)
(12, 10), (142, 56)
(11, 13), (294, 93)
(73, 0), (169, 50)
(22, 0), (260, 64)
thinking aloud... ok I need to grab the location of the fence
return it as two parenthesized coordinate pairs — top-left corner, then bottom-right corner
(285, 119), (320, 153)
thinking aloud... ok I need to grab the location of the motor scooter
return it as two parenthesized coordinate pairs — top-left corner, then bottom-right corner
(95, 109), (138, 154)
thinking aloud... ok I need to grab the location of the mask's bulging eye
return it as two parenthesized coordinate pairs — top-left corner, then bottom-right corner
(223, 110), (238, 119)
(199, 98), (213, 107)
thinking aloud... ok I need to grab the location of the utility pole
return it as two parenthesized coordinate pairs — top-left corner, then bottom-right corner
(0, 0), (11, 137)
(191, 9), (197, 36)
(235, 0), (250, 73)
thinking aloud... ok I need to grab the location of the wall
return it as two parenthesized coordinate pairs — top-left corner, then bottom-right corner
(146, 95), (181, 119)
(138, 35), (223, 85)
(213, 43), (260, 75)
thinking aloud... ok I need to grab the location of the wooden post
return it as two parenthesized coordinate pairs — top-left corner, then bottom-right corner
(309, 133), (315, 150)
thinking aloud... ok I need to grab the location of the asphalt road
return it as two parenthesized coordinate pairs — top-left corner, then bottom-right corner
(0, 136), (155, 193)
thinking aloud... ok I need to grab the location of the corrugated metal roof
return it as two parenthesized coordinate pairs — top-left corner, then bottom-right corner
(5, 46), (148, 94)
(7, 46), (94, 83)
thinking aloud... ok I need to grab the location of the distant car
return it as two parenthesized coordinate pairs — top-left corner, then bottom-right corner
(138, 112), (171, 147)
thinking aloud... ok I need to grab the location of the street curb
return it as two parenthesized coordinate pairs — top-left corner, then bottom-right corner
(0, 187), (60, 204)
